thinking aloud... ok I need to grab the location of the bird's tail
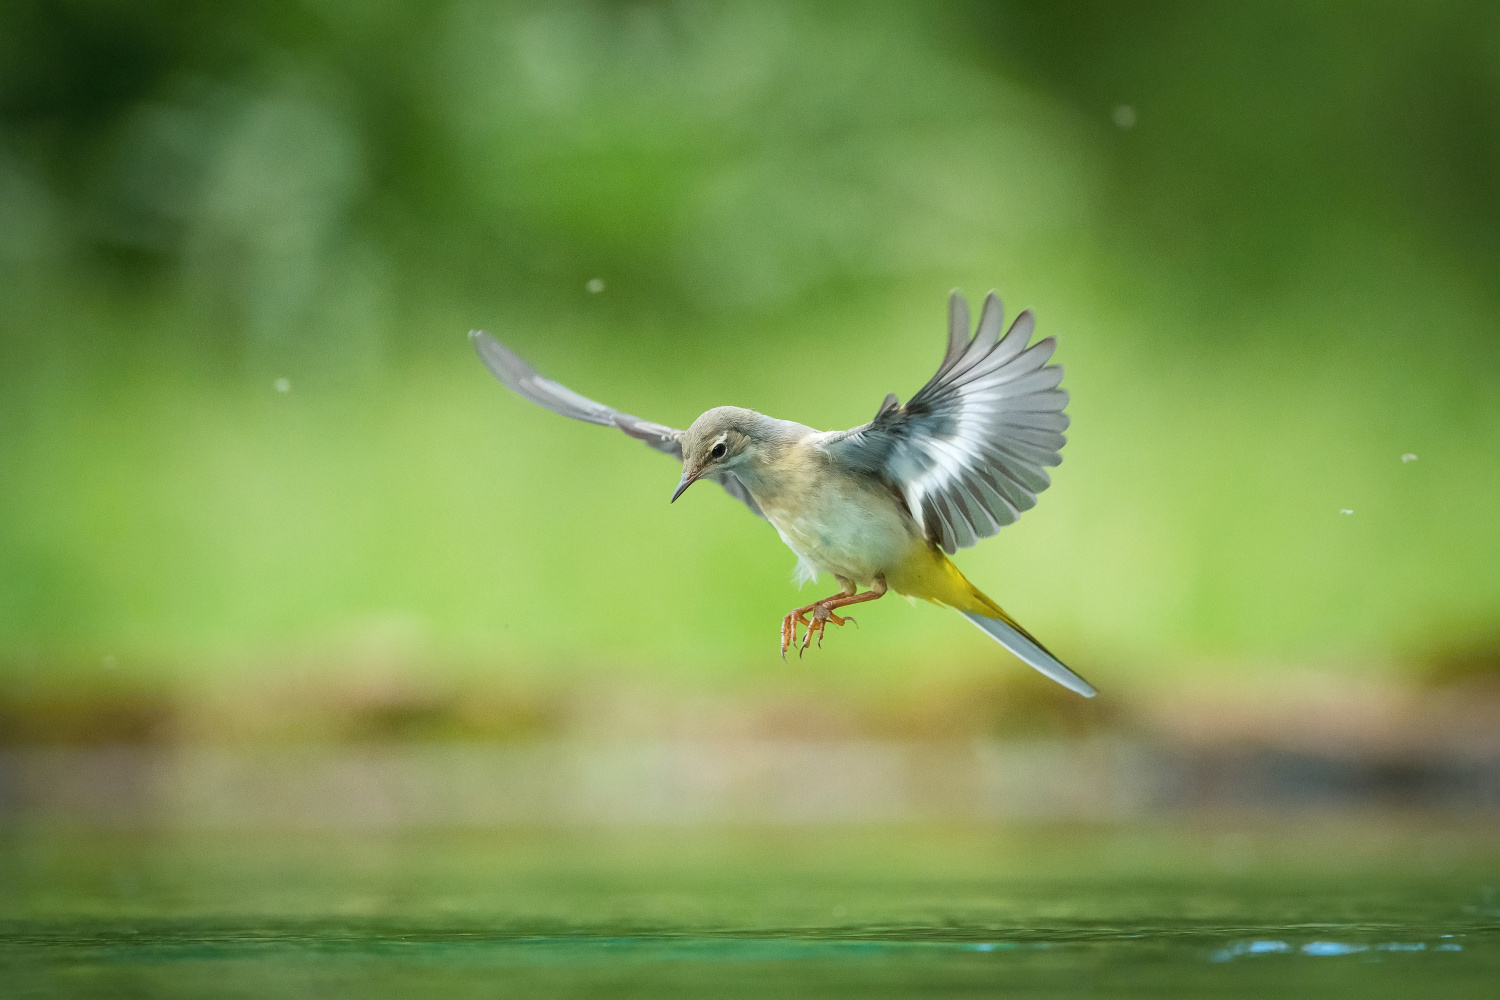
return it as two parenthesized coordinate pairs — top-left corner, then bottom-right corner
(933, 554), (1096, 698)
(958, 609), (1096, 698)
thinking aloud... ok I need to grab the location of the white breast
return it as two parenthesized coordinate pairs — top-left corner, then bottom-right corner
(760, 482), (913, 588)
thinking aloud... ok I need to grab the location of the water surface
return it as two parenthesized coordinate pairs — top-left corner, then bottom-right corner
(2, 823), (1496, 998)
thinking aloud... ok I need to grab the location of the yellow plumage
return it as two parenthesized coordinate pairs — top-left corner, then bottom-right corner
(887, 542), (1020, 625)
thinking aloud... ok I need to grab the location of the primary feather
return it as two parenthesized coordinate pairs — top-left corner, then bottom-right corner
(469, 330), (765, 518)
(822, 291), (1068, 553)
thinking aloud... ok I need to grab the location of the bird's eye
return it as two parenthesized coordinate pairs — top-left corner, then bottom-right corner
(711, 442), (727, 459)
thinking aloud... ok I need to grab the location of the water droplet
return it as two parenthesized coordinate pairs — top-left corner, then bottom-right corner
(586, 278), (605, 294)
(102, 654), (117, 670)
(274, 378), (291, 393)
(1339, 509), (1354, 515)
(1401, 453), (1417, 463)
(1112, 104), (1137, 128)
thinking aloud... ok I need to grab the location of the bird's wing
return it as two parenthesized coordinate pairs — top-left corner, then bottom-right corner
(470, 330), (765, 519)
(822, 291), (1067, 553)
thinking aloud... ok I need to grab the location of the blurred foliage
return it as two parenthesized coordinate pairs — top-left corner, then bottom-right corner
(1, 1), (1498, 689)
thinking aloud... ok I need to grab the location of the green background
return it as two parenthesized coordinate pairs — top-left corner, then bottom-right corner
(3, 1), (1498, 693)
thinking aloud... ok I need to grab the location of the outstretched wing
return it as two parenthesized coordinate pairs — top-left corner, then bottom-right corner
(470, 331), (764, 518)
(822, 291), (1067, 553)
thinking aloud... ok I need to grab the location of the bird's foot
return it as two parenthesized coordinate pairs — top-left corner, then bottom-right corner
(801, 604), (854, 655)
(781, 603), (854, 659)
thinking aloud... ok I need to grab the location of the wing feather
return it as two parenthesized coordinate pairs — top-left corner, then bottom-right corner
(1003, 426), (1067, 450)
(470, 330), (765, 519)
(997, 410), (1070, 433)
(821, 291), (1070, 552)
(939, 292), (972, 378)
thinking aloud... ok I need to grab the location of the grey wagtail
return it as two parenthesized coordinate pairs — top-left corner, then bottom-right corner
(470, 290), (1095, 697)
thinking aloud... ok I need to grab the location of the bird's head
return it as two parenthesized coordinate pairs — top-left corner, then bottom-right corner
(671, 406), (759, 502)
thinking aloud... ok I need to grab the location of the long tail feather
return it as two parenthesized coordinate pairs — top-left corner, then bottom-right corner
(958, 611), (1097, 698)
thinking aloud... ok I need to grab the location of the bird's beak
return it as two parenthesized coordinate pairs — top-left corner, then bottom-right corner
(670, 468), (703, 503)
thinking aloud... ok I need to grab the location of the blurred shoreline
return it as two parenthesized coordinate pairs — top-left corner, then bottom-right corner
(3, 669), (1496, 827)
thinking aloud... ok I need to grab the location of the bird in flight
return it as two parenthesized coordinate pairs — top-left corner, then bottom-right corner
(470, 290), (1095, 697)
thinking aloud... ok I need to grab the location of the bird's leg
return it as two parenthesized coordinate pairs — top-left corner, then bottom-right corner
(781, 597), (848, 659)
(782, 588), (849, 659)
(782, 579), (860, 658)
(801, 576), (888, 654)
(781, 575), (889, 658)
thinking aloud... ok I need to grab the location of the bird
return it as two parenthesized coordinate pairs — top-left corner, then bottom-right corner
(470, 290), (1095, 697)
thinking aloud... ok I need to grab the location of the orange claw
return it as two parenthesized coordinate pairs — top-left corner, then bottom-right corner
(778, 576), (888, 660)
(780, 611), (801, 659)
(780, 602), (852, 658)
(799, 604), (850, 656)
